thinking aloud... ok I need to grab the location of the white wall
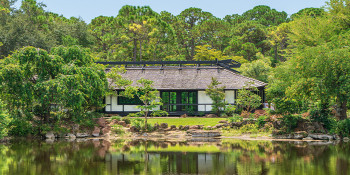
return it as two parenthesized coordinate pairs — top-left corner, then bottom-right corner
(105, 92), (160, 112)
(198, 90), (235, 112)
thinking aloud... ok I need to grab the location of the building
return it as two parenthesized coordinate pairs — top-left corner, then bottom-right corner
(98, 59), (267, 116)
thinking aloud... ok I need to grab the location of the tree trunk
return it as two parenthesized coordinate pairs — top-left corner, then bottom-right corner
(190, 37), (195, 59)
(335, 100), (348, 120)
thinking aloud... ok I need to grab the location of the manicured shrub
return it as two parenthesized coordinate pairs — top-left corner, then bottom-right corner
(227, 115), (243, 123)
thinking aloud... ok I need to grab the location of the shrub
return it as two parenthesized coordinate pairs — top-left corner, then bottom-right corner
(309, 108), (336, 131)
(335, 119), (350, 137)
(8, 117), (34, 137)
(151, 110), (168, 117)
(257, 116), (268, 128)
(141, 123), (155, 132)
(131, 118), (144, 131)
(122, 117), (131, 124)
(0, 100), (11, 139)
(224, 104), (236, 116)
(227, 115), (243, 123)
(282, 114), (302, 133)
(240, 124), (259, 134)
(111, 116), (121, 121)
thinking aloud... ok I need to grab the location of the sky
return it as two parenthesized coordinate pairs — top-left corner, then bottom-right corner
(15, 0), (327, 23)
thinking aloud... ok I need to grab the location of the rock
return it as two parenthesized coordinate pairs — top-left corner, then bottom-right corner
(206, 126), (212, 130)
(142, 133), (148, 137)
(198, 125), (204, 129)
(189, 125), (200, 129)
(294, 131), (308, 139)
(183, 125), (190, 130)
(170, 125), (177, 130)
(215, 124), (223, 128)
(219, 120), (228, 123)
(72, 124), (80, 133)
(117, 121), (126, 127)
(130, 126), (139, 132)
(160, 123), (168, 129)
(45, 131), (55, 139)
(302, 136), (314, 140)
(102, 126), (111, 135)
(96, 118), (106, 127)
(126, 124), (131, 128)
(343, 137), (350, 142)
(66, 133), (76, 139)
(153, 123), (160, 130)
(181, 114), (188, 118)
(205, 114), (218, 118)
(110, 119), (118, 125)
(190, 131), (221, 137)
(92, 126), (100, 137)
(309, 133), (333, 140)
(178, 125), (183, 130)
(76, 133), (89, 138)
(231, 122), (243, 127)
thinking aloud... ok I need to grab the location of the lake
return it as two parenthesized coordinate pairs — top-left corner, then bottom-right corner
(0, 139), (349, 175)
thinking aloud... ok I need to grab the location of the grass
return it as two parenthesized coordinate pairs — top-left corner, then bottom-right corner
(146, 117), (224, 127)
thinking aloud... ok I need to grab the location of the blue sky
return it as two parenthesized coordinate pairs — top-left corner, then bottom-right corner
(16, 0), (326, 23)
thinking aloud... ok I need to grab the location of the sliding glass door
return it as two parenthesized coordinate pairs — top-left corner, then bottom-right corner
(161, 91), (198, 112)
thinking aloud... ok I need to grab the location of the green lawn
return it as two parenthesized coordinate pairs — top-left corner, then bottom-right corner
(147, 117), (224, 127)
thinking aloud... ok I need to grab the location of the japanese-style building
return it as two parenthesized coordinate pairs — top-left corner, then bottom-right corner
(98, 59), (267, 116)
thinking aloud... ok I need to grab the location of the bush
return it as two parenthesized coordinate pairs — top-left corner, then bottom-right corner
(240, 124), (259, 134)
(151, 110), (169, 117)
(282, 114), (302, 133)
(122, 117), (131, 124)
(309, 108), (335, 131)
(0, 101), (11, 139)
(224, 104), (236, 116)
(8, 117), (34, 137)
(112, 124), (125, 134)
(227, 115), (243, 123)
(257, 116), (268, 128)
(335, 119), (350, 137)
(131, 118), (144, 131)
(111, 116), (121, 121)
(141, 123), (155, 132)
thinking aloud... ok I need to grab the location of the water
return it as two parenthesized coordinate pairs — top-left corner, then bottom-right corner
(0, 139), (349, 175)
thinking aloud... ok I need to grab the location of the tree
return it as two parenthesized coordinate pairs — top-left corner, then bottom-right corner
(236, 84), (262, 113)
(0, 99), (11, 139)
(0, 46), (108, 126)
(238, 53), (272, 83)
(241, 5), (289, 26)
(206, 77), (227, 116)
(123, 78), (165, 131)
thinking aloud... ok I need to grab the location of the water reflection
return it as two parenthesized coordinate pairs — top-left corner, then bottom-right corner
(0, 139), (350, 175)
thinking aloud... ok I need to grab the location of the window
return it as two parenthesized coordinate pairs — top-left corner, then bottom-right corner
(161, 91), (198, 112)
(117, 91), (143, 105)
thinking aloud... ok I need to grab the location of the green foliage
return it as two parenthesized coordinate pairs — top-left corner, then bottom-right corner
(224, 104), (236, 117)
(131, 117), (144, 131)
(8, 117), (34, 137)
(240, 124), (259, 134)
(111, 116), (121, 121)
(0, 100), (11, 139)
(227, 115), (243, 123)
(236, 84), (262, 113)
(335, 119), (350, 137)
(257, 116), (268, 128)
(205, 77), (227, 116)
(121, 117), (131, 125)
(150, 110), (169, 117)
(309, 107), (336, 131)
(238, 53), (272, 83)
(281, 114), (302, 133)
(111, 124), (125, 135)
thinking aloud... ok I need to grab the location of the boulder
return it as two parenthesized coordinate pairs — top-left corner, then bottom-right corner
(189, 125), (200, 129)
(92, 126), (100, 137)
(183, 125), (190, 130)
(110, 119), (118, 125)
(45, 131), (55, 139)
(76, 133), (89, 138)
(66, 133), (76, 139)
(153, 123), (160, 130)
(160, 123), (168, 129)
(190, 131), (221, 137)
(302, 136), (314, 140)
(130, 126), (139, 132)
(96, 118), (106, 127)
(219, 120), (228, 123)
(215, 124), (223, 128)
(178, 125), (183, 130)
(308, 133), (334, 140)
(126, 124), (131, 128)
(343, 137), (350, 142)
(180, 114), (188, 118)
(293, 131), (308, 139)
(170, 125), (177, 130)
(231, 122), (243, 127)
(102, 126), (111, 135)
(117, 121), (126, 127)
